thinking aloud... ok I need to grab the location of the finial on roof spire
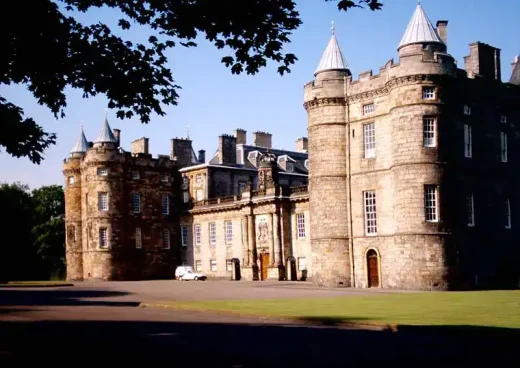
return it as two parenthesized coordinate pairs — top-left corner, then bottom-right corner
(104, 108), (108, 117)
(397, 1), (444, 51)
(331, 21), (335, 35)
(314, 23), (349, 76)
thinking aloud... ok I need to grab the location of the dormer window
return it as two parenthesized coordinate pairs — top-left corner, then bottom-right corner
(97, 167), (108, 176)
(286, 162), (294, 173)
(247, 150), (261, 167)
(363, 103), (375, 115)
(500, 114), (507, 124)
(463, 105), (472, 115)
(422, 87), (435, 100)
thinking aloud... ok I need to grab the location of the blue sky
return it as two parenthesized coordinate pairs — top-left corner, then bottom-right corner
(1, 0), (519, 189)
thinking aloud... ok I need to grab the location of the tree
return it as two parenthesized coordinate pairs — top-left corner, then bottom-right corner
(1, 0), (382, 164)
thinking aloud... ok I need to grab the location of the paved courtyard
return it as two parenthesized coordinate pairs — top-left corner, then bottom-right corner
(0, 281), (516, 367)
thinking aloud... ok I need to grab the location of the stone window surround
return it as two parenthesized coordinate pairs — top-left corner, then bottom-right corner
(162, 194), (170, 215)
(424, 184), (439, 223)
(363, 122), (376, 159)
(97, 167), (108, 176)
(180, 225), (188, 247)
(362, 102), (375, 115)
(68, 176), (75, 185)
(423, 116), (437, 148)
(225, 220), (233, 244)
(99, 227), (109, 248)
(209, 222), (217, 245)
(194, 224), (201, 246)
(98, 192), (108, 211)
(210, 259), (217, 271)
(296, 213), (306, 238)
(363, 190), (378, 235)
(422, 86), (436, 100)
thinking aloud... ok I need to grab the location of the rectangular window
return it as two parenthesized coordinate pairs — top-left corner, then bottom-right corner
(466, 193), (475, 227)
(501, 132), (507, 163)
(99, 228), (108, 248)
(161, 174), (169, 183)
(135, 228), (142, 248)
(463, 105), (472, 115)
(225, 221), (233, 244)
(68, 176), (75, 185)
(226, 259), (233, 271)
(132, 193), (141, 213)
(363, 103), (375, 115)
(98, 192), (108, 211)
(183, 191), (190, 203)
(194, 224), (201, 246)
(500, 114), (507, 124)
(196, 189), (204, 201)
(163, 229), (170, 249)
(363, 123), (376, 158)
(97, 167), (108, 176)
(286, 162), (294, 172)
(296, 213), (306, 238)
(209, 222), (216, 245)
(464, 124), (472, 158)
(238, 181), (247, 193)
(504, 198), (511, 229)
(181, 225), (188, 247)
(422, 87), (435, 100)
(162, 194), (170, 215)
(195, 260), (202, 271)
(196, 174), (203, 185)
(131, 171), (140, 180)
(424, 185), (439, 222)
(423, 118), (436, 147)
(210, 259), (217, 272)
(363, 190), (378, 235)
(298, 257), (307, 270)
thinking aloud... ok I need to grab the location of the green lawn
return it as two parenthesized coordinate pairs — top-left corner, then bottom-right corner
(148, 290), (520, 328)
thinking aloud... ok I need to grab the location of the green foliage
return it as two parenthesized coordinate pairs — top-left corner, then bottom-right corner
(0, 182), (65, 281)
(1, 0), (383, 164)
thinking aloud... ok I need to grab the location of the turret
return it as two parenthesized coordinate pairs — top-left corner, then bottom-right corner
(63, 124), (88, 280)
(303, 23), (351, 287)
(93, 111), (118, 149)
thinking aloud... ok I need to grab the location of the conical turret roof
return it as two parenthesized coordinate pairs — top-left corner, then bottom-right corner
(94, 113), (116, 144)
(70, 124), (89, 154)
(314, 22), (349, 75)
(398, 2), (444, 51)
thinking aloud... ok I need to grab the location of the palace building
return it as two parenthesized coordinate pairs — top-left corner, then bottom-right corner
(64, 3), (520, 290)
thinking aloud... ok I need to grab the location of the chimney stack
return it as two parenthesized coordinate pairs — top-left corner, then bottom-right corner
(252, 131), (272, 149)
(198, 149), (206, 163)
(296, 137), (308, 152)
(131, 137), (149, 154)
(234, 129), (247, 145)
(463, 42), (501, 81)
(170, 138), (193, 168)
(113, 129), (121, 147)
(218, 134), (237, 165)
(436, 20), (448, 45)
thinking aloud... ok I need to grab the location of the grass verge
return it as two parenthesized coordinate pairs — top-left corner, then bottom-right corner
(142, 290), (520, 329)
(0, 281), (74, 288)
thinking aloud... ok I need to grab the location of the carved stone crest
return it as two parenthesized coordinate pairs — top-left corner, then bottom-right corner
(256, 219), (269, 246)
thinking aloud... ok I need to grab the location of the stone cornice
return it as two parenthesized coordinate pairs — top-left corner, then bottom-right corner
(303, 97), (345, 111)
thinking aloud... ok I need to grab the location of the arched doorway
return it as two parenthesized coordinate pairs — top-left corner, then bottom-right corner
(286, 256), (297, 281)
(366, 249), (380, 288)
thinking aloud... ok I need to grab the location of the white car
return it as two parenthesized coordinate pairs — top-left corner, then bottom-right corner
(179, 269), (207, 281)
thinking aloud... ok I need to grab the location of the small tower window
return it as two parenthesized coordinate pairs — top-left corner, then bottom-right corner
(97, 167), (108, 176)
(363, 103), (375, 115)
(99, 228), (108, 248)
(363, 123), (376, 158)
(422, 87), (435, 100)
(98, 192), (108, 211)
(68, 176), (75, 185)
(423, 118), (436, 147)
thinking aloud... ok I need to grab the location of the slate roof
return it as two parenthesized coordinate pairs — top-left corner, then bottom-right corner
(94, 116), (117, 144)
(398, 3), (444, 51)
(510, 56), (520, 85)
(315, 26), (349, 75)
(70, 125), (89, 153)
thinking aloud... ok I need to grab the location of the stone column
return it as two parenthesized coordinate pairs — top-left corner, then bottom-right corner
(247, 214), (255, 265)
(241, 216), (249, 265)
(273, 212), (281, 266)
(268, 213), (275, 266)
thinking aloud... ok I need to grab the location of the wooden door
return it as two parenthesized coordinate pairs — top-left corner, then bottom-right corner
(367, 250), (379, 288)
(260, 253), (270, 281)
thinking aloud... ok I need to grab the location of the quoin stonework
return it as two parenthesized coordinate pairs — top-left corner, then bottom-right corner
(64, 3), (520, 290)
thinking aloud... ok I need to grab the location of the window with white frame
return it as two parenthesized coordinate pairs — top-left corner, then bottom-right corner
(183, 191), (190, 203)
(466, 193), (475, 227)
(209, 222), (216, 245)
(99, 228), (108, 248)
(195, 260), (202, 271)
(135, 228), (142, 248)
(196, 189), (204, 201)
(363, 190), (378, 235)
(286, 162), (294, 172)
(131, 171), (140, 180)
(504, 198), (511, 229)
(296, 213), (306, 238)
(423, 118), (436, 147)
(226, 259), (233, 271)
(210, 259), (217, 271)
(225, 221), (233, 244)
(97, 167), (108, 176)
(98, 192), (108, 211)
(180, 225), (188, 247)
(68, 176), (75, 185)
(500, 131), (508, 163)
(132, 193), (141, 213)
(463, 105), (472, 115)
(424, 185), (439, 222)
(363, 103), (375, 115)
(298, 257), (307, 270)
(194, 224), (201, 246)
(500, 114), (507, 124)
(363, 123), (376, 158)
(422, 87), (435, 100)
(161, 194), (170, 215)
(162, 229), (170, 249)
(464, 124), (472, 158)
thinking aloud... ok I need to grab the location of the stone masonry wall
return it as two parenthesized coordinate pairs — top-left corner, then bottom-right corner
(63, 157), (83, 281)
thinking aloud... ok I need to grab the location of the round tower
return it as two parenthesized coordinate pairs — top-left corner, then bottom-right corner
(81, 113), (123, 280)
(63, 125), (88, 280)
(303, 24), (352, 287)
